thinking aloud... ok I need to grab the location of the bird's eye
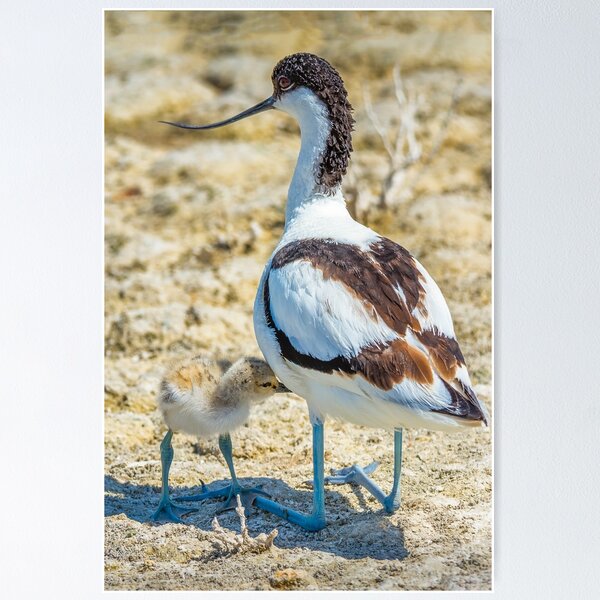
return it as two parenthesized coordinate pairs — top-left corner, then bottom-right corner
(278, 76), (293, 91)
(260, 383), (271, 388)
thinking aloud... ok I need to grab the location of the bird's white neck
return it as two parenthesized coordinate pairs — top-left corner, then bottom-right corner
(280, 88), (345, 225)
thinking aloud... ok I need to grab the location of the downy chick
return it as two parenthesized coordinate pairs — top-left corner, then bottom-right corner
(151, 355), (288, 523)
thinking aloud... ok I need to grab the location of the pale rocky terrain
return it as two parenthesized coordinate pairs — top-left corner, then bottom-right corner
(104, 10), (492, 591)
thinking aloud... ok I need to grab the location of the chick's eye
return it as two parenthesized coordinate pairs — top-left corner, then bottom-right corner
(260, 383), (271, 388)
(278, 76), (293, 91)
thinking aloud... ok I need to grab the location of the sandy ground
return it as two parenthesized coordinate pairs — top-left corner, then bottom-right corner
(104, 10), (492, 591)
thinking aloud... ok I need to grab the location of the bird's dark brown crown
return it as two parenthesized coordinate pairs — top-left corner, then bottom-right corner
(272, 53), (355, 190)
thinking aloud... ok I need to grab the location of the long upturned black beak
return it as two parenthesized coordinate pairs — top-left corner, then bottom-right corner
(159, 96), (276, 130)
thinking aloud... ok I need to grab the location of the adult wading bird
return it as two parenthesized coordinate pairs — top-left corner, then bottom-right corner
(161, 52), (489, 531)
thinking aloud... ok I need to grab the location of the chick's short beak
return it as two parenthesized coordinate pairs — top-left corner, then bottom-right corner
(275, 381), (291, 394)
(159, 96), (276, 131)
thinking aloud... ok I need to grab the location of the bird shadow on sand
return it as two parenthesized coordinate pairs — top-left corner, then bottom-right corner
(105, 474), (408, 561)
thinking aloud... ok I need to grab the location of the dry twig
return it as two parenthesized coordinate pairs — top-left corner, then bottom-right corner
(346, 64), (462, 218)
(209, 495), (278, 555)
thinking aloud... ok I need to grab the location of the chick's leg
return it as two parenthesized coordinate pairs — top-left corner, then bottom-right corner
(176, 433), (270, 513)
(150, 430), (198, 523)
(216, 433), (271, 512)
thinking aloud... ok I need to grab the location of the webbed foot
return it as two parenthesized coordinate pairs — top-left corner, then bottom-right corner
(174, 480), (220, 502)
(216, 485), (271, 514)
(254, 496), (327, 531)
(323, 461), (380, 485)
(176, 482), (271, 514)
(320, 461), (400, 514)
(150, 499), (198, 523)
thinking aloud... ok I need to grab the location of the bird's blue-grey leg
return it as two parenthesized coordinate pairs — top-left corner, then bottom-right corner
(151, 430), (198, 523)
(214, 433), (271, 512)
(324, 428), (403, 514)
(219, 432), (241, 489)
(254, 415), (327, 531)
(176, 433), (270, 512)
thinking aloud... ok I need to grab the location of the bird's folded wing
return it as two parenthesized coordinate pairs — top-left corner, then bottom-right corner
(265, 237), (487, 422)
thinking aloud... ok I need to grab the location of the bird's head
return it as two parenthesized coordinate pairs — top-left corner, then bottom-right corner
(226, 356), (289, 403)
(161, 52), (354, 189)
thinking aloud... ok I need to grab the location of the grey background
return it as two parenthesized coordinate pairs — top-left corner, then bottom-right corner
(1, 1), (599, 598)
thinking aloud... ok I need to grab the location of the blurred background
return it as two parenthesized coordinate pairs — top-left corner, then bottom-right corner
(105, 11), (491, 592)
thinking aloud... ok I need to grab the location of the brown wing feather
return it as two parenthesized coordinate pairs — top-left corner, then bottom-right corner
(268, 237), (487, 423)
